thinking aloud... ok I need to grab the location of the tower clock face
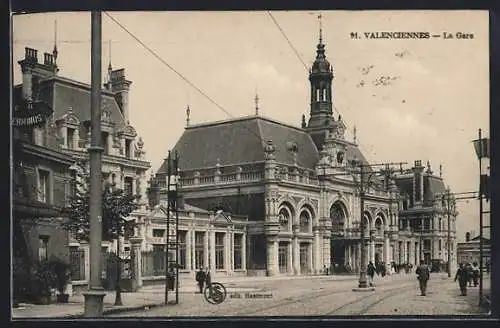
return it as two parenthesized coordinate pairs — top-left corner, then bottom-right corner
(337, 125), (345, 135)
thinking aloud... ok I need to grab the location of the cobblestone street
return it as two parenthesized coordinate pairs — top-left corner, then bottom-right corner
(109, 273), (488, 317)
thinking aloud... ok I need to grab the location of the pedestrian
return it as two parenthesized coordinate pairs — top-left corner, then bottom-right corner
(466, 263), (473, 287)
(415, 260), (430, 296)
(454, 263), (469, 296)
(195, 267), (205, 294)
(471, 262), (479, 287)
(204, 267), (212, 287)
(367, 261), (376, 286)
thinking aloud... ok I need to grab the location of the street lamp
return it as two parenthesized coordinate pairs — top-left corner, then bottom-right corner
(472, 128), (490, 307)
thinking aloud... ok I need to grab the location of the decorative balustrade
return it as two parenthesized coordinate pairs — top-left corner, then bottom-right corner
(179, 170), (264, 187)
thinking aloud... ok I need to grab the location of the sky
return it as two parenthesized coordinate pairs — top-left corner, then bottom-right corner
(12, 11), (489, 242)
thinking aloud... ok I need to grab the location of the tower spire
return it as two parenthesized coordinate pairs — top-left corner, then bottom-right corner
(186, 105), (191, 127)
(108, 40), (113, 73)
(353, 125), (357, 144)
(52, 18), (58, 63)
(254, 88), (259, 116)
(318, 12), (323, 44)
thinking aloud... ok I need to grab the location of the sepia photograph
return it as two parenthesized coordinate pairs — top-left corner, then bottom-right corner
(11, 10), (491, 319)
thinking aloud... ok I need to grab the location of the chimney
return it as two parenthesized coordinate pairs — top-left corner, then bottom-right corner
(412, 160), (425, 204)
(465, 232), (470, 242)
(110, 69), (132, 124)
(18, 47), (39, 100)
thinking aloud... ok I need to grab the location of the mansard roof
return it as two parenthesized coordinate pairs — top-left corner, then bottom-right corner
(13, 75), (127, 131)
(157, 115), (370, 174)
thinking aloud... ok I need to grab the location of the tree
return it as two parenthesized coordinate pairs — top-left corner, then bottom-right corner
(63, 163), (139, 243)
(63, 163), (139, 305)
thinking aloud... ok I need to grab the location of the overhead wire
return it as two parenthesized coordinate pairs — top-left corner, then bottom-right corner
(103, 12), (264, 142)
(266, 11), (378, 163)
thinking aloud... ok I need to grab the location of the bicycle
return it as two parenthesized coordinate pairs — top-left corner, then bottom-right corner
(203, 282), (227, 305)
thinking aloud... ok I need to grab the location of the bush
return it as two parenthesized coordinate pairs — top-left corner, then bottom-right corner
(13, 257), (31, 303)
(49, 258), (71, 294)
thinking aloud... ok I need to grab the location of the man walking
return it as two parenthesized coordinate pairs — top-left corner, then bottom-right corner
(415, 260), (430, 296)
(367, 261), (376, 287)
(471, 262), (479, 287)
(455, 263), (469, 296)
(195, 267), (205, 294)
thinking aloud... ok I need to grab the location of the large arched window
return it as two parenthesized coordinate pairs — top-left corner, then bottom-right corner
(374, 215), (384, 237)
(278, 204), (294, 231)
(330, 202), (347, 234)
(363, 212), (371, 236)
(299, 209), (311, 233)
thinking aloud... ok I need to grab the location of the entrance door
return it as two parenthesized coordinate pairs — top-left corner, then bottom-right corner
(278, 243), (288, 274)
(331, 240), (345, 270)
(300, 244), (308, 274)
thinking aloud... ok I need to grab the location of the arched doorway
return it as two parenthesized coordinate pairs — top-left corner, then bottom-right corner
(330, 201), (347, 271)
(374, 216), (384, 265)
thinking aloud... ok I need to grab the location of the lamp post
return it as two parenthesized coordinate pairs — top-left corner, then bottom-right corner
(82, 11), (106, 317)
(472, 128), (490, 307)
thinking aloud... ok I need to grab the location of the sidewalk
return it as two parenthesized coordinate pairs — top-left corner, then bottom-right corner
(11, 271), (420, 319)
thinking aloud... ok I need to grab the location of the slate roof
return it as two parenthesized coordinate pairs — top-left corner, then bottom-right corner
(13, 75), (127, 131)
(157, 115), (371, 173)
(395, 174), (446, 205)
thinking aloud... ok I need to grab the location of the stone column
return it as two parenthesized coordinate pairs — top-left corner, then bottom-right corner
(292, 234), (300, 275)
(61, 127), (68, 149)
(384, 235), (390, 271)
(186, 230), (192, 271)
(308, 243), (313, 274)
(203, 231), (209, 269)
(191, 229), (196, 270)
(241, 233), (247, 271)
(313, 230), (320, 274)
(129, 237), (143, 291)
(356, 242), (361, 273)
(266, 237), (278, 276)
(287, 241), (293, 275)
(210, 231), (216, 273)
(409, 241), (415, 265)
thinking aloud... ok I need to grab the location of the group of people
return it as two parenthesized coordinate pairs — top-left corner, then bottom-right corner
(454, 262), (480, 296)
(195, 267), (212, 294)
(415, 260), (481, 297)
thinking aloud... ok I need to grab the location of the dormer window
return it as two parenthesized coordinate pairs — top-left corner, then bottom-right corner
(67, 127), (75, 149)
(125, 139), (131, 158)
(102, 131), (109, 155)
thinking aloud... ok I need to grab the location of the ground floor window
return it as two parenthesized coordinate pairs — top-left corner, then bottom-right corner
(195, 232), (204, 269)
(299, 243), (308, 273)
(234, 234), (243, 270)
(178, 230), (187, 269)
(215, 232), (225, 270)
(278, 243), (288, 273)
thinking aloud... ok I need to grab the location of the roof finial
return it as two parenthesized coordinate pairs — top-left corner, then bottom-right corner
(186, 105), (191, 127)
(318, 12), (323, 44)
(108, 40), (113, 74)
(52, 18), (58, 63)
(439, 163), (443, 178)
(353, 125), (357, 144)
(254, 88), (259, 116)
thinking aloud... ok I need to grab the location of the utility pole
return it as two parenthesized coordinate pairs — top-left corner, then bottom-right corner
(357, 165), (368, 289)
(446, 189), (452, 278)
(82, 11), (106, 317)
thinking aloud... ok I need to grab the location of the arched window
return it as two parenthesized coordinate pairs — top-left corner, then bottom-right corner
(375, 216), (383, 237)
(278, 207), (291, 230)
(330, 202), (346, 234)
(323, 88), (327, 101)
(316, 89), (320, 102)
(299, 210), (310, 233)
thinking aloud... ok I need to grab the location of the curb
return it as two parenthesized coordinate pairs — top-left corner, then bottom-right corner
(51, 302), (167, 318)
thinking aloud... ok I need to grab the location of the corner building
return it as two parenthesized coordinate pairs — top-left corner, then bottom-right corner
(150, 31), (455, 276)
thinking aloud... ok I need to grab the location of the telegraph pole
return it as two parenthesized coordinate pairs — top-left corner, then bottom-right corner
(446, 189), (452, 278)
(82, 11), (106, 317)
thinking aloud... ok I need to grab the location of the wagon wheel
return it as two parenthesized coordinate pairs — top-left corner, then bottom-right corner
(203, 282), (227, 305)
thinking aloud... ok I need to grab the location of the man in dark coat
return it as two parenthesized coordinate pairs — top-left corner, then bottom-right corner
(455, 263), (469, 296)
(367, 261), (376, 286)
(195, 267), (205, 294)
(415, 260), (430, 296)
